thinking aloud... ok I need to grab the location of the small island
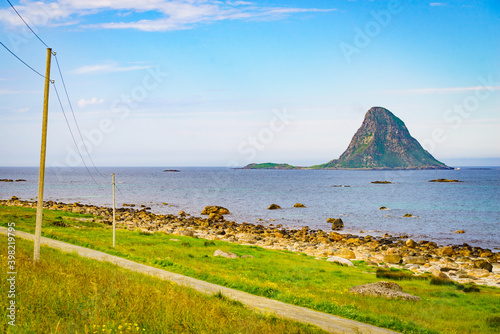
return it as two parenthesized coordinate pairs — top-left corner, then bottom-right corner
(429, 179), (463, 182)
(244, 107), (453, 171)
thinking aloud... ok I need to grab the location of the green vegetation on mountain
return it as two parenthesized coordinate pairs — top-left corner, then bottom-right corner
(243, 163), (298, 169)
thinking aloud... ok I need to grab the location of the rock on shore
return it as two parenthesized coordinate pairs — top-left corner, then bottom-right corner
(1, 197), (498, 287)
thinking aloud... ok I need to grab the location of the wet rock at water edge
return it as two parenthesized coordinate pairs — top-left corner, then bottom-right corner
(327, 218), (344, 230)
(201, 206), (230, 215)
(267, 204), (281, 210)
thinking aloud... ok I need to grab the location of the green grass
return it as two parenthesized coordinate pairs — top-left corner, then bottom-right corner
(2, 205), (500, 334)
(0, 238), (325, 334)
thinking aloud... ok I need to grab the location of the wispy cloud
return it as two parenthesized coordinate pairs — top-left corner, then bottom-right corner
(0, 1), (335, 32)
(429, 2), (447, 6)
(381, 86), (500, 95)
(0, 89), (39, 95)
(77, 97), (104, 108)
(71, 62), (153, 74)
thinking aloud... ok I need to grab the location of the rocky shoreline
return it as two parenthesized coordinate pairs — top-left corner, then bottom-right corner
(1, 197), (498, 287)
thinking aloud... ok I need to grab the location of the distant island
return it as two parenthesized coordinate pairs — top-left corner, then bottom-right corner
(244, 107), (452, 170)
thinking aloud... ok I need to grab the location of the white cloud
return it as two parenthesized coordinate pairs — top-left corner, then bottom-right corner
(381, 86), (500, 95)
(0, 1), (335, 32)
(77, 97), (104, 108)
(14, 107), (30, 113)
(429, 2), (447, 6)
(71, 62), (153, 74)
(0, 89), (39, 95)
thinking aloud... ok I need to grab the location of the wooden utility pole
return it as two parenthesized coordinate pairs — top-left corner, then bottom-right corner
(112, 173), (116, 247)
(34, 48), (52, 262)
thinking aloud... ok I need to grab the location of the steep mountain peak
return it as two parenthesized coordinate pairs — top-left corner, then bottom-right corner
(320, 107), (449, 169)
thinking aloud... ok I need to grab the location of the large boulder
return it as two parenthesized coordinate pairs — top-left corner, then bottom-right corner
(327, 256), (354, 267)
(403, 256), (427, 265)
(383, 254), (402, 264)
(201, 206), (230, 215)
(267, 204), (281, 210)
(327, 218), (344, 230)
(473, 259), (493, 272)
(405, 239), (417, 248)
(349, 281), (420, 301)
(336, 248), (356, 259)
(213, 249), (238, 259)
(440, 246), (455, 256)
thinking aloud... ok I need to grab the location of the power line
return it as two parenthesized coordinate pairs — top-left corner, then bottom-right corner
(51, 81), (100, 186)
(53, 54), (106, 179)
(5, 2), (127, 199)
(0, 40), (45, 78)
(6, 0), (49, 48)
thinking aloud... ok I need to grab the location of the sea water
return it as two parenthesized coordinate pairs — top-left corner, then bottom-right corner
(0, 166), (499, 250)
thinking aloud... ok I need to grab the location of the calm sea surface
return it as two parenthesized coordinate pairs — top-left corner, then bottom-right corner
(1, 166), (499, 250)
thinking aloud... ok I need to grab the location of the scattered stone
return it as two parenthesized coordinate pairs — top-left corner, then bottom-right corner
(379, 206), (389, 210)
(403, 213), (413, 218)
(440, 246), (455, 256)
(201, 206), (230, 215)
(178, 210), (187, 217)
(15, 179), (26, 182)
(293, 203), (306, 208)
(327, 256), (354, 267)
(349, 281), (420, 301)
(1, 197), (497, 287)
(213, 249), (238, 259)
(403, 256), (427, 265)
(405, 239), (417, 248)
(454, 230), (465, 234)
(267, 204), (281, 210)
(467, 268), (491, 278)
(327, 218), (344, 230)
(383, 254), (402, 264)
(474, 259), (493, 272)
(336, 248), (356, 259)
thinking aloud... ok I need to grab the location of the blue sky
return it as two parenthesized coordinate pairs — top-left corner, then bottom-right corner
(0, 0), (499, 167)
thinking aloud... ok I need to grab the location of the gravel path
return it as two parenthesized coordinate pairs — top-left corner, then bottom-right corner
(1, 227), (398, 334)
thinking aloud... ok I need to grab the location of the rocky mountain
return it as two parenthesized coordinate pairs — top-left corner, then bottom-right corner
(244, 106), (451, 170)
(314, 107), (450, 169)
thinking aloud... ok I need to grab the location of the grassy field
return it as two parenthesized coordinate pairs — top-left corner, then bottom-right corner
(1, 205), (500, 334)
(0, 238), (326, 334)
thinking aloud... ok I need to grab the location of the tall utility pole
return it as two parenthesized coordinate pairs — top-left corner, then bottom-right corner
(112, 173), (116, 247)
(34, 48), (52, 262)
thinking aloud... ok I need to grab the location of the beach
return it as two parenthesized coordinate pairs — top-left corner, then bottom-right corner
(2, 197), (498, 287)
